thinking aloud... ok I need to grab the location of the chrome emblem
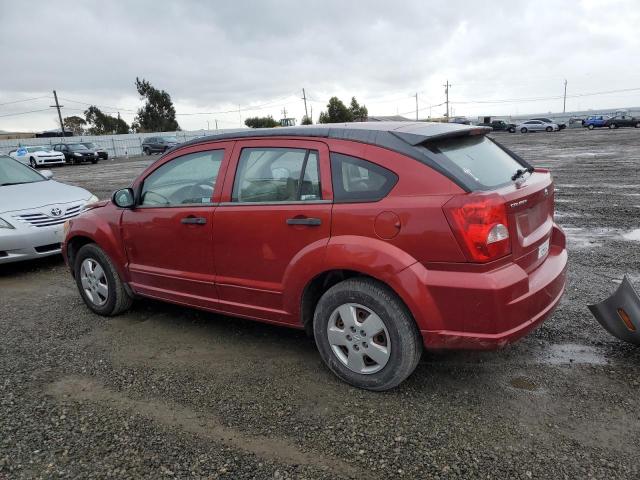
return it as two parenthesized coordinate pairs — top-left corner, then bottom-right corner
(50, 207), (62, 217)
(544, 187), (549, 197)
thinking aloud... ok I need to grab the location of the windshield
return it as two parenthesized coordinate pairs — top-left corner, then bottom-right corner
(68, 144), (89, 151)
(419, 135), (524, 189)
(161, 136), (178, 143)
(26, 146), (48, 153)
(82, 142), (97, 149)
(0, 156), (46, 186)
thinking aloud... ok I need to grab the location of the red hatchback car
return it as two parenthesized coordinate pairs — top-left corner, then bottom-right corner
(63, 122), (567, 390)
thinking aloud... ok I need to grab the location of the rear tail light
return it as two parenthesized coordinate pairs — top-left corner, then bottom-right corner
(444, 194), (511, 263)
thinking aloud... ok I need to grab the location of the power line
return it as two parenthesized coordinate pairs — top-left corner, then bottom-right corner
(0, 95), (51, 107)
(0, 108), (51, 118)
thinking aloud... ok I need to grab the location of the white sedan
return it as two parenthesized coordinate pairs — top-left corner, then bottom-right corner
(9, 146), (66, 168)
(517, 120), (560, 133)
(0, 155), (98, 264)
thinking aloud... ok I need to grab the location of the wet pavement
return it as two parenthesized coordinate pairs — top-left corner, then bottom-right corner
(1, 128), (640, 479)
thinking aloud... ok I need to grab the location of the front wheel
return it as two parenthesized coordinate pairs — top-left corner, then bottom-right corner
(520, 127), (528, 133)
(609, 124), (616, 129)
(635, 122), (640, 128)
(508, 127), (516, 133)
(29, 157), (37, 168)
(545, 126), (553, 132)
(313, 278), (422, 391)
(588, 124), (595, 130)
(74, 244), (133, 316)
(91, 159), (98, 164)
(143, 147), (151, 156)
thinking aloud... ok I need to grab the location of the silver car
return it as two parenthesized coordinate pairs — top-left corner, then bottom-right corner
(518, 120), (560, 133)
(0, 156), (97, 264)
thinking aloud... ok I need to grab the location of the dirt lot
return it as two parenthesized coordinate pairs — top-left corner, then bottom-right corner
(1, 128), (640, 479)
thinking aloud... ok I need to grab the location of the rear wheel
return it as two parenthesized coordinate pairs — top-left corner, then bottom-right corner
(520, 127), (528, 133)
(508, 127), (516, 133)
(143, 147), (151, 155)
(588, 124), (595, 130)
(29, 157), (37, 168)
(91, 159), (98, 164)
(635, 122), (640, 128)
(545, 126), (553, 132)
(74, 244), (133, 316)
(609, 124), (616, 129)
(313, 278), (422, 391)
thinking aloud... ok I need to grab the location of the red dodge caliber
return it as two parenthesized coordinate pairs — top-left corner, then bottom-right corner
(63, 122), (567, 390)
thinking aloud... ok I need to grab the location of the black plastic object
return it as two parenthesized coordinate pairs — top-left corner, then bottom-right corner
(588, 276), (640, 345)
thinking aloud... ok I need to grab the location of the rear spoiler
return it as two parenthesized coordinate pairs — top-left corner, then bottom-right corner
(390, 126), (491, 146)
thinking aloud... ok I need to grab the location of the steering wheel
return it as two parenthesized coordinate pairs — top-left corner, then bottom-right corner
(171, 183), (214, 204)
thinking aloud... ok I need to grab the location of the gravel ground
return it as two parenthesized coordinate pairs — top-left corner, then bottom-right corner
(1, 128), (640, 479)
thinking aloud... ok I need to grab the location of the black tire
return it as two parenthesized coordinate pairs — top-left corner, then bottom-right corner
(608, 124), (616, 129)
(29, 157), (37, 168)
(588, 124), (594, 130)
(313, 278), (422, 391)
(74, 243), (133, 316)
(91, 159), (98, 164)
(545, 126), (553, 132)
(520, 127), (528, 133)
(508, 127), (516, 133)
(635, 122), (640, 128)
(143, 147), (151, 156)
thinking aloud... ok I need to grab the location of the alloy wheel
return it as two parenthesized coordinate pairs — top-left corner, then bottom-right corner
(327, 303), (391, 374)
(80, 258), (109, 306)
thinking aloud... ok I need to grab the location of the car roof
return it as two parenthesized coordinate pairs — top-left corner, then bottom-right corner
(179, 121), (490, 151)
(170, 122), (493, 193)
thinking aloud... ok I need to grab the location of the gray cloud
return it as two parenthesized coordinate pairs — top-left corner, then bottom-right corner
(1, 0), (639, 131)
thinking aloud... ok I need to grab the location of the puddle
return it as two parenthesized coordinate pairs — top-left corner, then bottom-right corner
(538, 343), (607, 366)
(622, 229), (640, 241)
(564, 227), (640, 248)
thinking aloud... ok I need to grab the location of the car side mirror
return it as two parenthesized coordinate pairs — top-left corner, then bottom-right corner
(41, 170), (54, 179)
(112, 188), (135, 208)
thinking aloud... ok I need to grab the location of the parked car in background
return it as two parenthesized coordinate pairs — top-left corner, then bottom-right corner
(518, 120), (559, 133)
(0, 155), (97, 264)
(478, 119), (516, 133)
(584, 115), (611, 129)
(63, 122), (567, 391)
(8, 146), (66, 168)
(52, 143), (99, 165)
(448, 116), (471, 125)
(80, 142), (109, 160)
(141, 136), (179, 155)
(532, 117), (567, 130)
(604, 114), (640, 129)
(568, 117), (585, 128)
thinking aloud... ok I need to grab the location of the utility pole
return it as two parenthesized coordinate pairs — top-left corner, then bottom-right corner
(238, 104), (242, 126)
(215, 119), (218, 130)
(51, 90), (65, 136)
(443, 80), (450, 118)
(302, 88), (309, 119)
(207, 120), (210, 131)
(563, 79), (567, 113)
(414, 92), (419, 121)
(310, 105), (313, 124)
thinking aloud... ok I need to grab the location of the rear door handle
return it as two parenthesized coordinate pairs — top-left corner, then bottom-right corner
(286, 217), (322, 226)
(181, 216), (207, 225)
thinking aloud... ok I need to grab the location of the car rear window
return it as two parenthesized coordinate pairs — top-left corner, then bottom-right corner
(419, 136), (524, 189)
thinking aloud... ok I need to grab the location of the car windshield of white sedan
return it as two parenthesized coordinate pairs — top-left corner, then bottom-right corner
(0, 157), (46, 186)
(68, 144), (88, 151)
(26, 146), (48, 153)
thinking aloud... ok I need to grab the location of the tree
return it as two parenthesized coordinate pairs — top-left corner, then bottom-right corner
(244, 116), (279, 128)
(318, 97), (352, 124)
(132, 77), (180, 132)
(84, 106), (129, 135)
(63, 115), (86, 135)
(301, 115), (313, 125)
(349, 97), (368, 122)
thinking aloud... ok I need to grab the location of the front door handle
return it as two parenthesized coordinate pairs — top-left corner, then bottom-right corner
(181, 216), (207, 225)
(286, 217), (322, 226)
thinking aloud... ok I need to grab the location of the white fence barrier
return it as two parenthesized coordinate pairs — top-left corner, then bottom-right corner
(0, 129), (244, 159)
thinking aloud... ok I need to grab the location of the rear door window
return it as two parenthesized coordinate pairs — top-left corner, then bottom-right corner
(330, 153), (398, 202)
(419, 135), (524, 189)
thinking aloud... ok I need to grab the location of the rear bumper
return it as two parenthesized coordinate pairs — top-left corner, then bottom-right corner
(418, 225), (568, 350)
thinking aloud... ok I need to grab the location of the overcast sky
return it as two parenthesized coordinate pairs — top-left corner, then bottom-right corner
(1, 0), (639, 132)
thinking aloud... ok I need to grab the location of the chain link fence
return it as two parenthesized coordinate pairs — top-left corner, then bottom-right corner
(0, 129), (243, 159)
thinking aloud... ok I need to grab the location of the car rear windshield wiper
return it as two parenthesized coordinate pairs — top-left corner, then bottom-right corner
(511, 166), (534, 182)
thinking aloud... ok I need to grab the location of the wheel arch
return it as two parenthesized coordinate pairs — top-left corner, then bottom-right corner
(293, 236), (441, 335)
